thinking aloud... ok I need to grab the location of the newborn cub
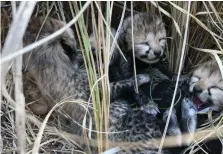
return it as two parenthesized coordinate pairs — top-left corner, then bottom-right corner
(189, 60), (223, 112)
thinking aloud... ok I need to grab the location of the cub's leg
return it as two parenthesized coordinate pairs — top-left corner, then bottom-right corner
(109, 74), (150, 101)
(23, 72), (50, 116)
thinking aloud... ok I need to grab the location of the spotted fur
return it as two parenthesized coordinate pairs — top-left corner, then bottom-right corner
(148, 69), (197, 146)
(109, 99), (171, 154)
(108, 13), (167, 115)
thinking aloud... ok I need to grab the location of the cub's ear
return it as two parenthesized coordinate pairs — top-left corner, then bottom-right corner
(60, 38), (77, 61)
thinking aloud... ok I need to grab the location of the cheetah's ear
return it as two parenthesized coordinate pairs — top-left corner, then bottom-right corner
(60, 38), (77, 61)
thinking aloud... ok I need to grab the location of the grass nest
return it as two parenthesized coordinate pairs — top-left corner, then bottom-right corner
(1, 1), (223, 154)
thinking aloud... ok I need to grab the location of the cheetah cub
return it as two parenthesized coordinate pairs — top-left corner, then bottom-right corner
(109, 13), (167, 115)
(189, 60), (223, 112)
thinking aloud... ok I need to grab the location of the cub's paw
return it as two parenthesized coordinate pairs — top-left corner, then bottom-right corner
(182, 97), (197, 114)
(135, 74), (150, 86)
(140, 103), (160, 116)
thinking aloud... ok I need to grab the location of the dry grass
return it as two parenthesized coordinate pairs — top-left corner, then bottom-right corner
(1, 1), (223, 154)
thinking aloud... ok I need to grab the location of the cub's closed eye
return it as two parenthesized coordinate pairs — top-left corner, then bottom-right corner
(192, 76), (201, 80)
(139, 42), (150, 46)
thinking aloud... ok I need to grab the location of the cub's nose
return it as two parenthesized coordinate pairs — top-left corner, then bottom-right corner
(193, 85), (203, 94)
(154, 51), (161, 57)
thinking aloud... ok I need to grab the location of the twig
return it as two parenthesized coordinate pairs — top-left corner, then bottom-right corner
(1, 1), (36, 153)
(130, 2), (138, 93)
(13, 51), (26, 154)
(11, 1), (26, 154)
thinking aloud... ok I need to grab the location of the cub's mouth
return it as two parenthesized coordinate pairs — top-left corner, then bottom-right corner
(193, 96), (211, 114)
(138, 57), (161, 64)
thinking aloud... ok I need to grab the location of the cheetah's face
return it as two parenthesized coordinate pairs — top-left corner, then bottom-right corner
(134, 32), (166, 64)
(189, 61), (223, 111)
(123, 14), (167, 64)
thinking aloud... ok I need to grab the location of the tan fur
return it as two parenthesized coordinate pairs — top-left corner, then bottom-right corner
(22, 17), (91, 138)
(22, 16), (79, 116)
(23, 72), (50, 116)
(189, 60), (223, 111)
